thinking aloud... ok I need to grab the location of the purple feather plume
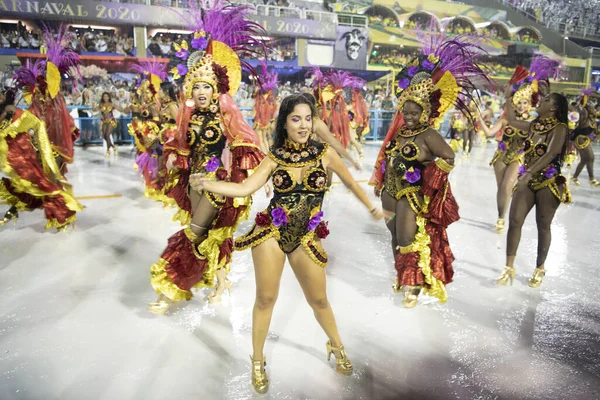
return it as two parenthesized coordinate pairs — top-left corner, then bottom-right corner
(529, 54), (560, 81)
(170, 0), (268, 77)
(130, 60), (168, 80)
(13, 59), (45, 93)
(307, 66), (325, 88)
(258, 62), (278, 92)
(582, 86), (595, 97)
(43, 25), (79, 76)
(323, 70), (355, 90)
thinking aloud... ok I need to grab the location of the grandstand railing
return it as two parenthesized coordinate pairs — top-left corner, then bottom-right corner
(65, 106), (447, 145)
(256, 5), (302, 19)
(497, 0), (600, 41)
(305, 10), (338, 24)
(337, 13), (369, 28)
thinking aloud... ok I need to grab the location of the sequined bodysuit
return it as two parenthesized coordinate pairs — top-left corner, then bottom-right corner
(384, 133), (426, 202)
(235, 140), (330, 267)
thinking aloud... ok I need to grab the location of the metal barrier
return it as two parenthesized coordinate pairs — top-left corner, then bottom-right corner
(337, 13), (369, 28)
(68, 107), (455, 145)
(256, 5), (302, 19)
(305, 10), (338, 23)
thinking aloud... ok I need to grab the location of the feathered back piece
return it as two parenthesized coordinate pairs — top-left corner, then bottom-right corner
(169, 0), (268, 98)
(395, 34), (490, 126)
(323, 70), (355, 91)
(258, 62), (278, 93)
(580, 86), (595, 107)
(43, 25), (79, 76)
(529, 54), (560, 82)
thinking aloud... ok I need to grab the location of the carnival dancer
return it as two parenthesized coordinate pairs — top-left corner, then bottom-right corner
(93, 92), (123, 157)
(571, 87), (599, 187)
(129, 61), (168, 198)
(0, 88), (83, 229)
(449, 111), (466, 153)
(190, 94), (383, 393)
(25, 26), (80, 175)
(478, 66), (535, 232)
(370, 35), (489, 308)
(147, 0), (266, 313)
(349, 79), (370, 146)
(496, 92), (571, 287)
(253, 63), (278, 154)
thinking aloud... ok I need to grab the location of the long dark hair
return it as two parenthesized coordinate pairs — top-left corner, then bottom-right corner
(271, 94), (316, 150)
(101, 92), (111, 103)
(0, 88), (16, 117)
(550, 93), (568, 124)
(160, 81), (178, 103)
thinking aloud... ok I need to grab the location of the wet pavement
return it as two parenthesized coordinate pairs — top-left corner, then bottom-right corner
(1, 142), (599, 400)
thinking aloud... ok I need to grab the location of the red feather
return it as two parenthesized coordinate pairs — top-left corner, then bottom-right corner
(509, 65), (529, 85)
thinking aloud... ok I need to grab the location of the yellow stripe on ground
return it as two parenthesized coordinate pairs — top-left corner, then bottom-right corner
(0, 194), (123, 205)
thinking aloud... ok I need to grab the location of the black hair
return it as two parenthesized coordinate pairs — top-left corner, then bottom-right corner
(299, 92), (317, 107)
(0, 88), (16, 117)
(101, 92), (111, 103)
(271, 94), (316, 150)
(550, 93), (568, 124)
(160, 81), (178, 103)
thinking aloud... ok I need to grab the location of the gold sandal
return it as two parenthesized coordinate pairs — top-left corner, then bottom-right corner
(326, 341), (353, 375)
(496, 266), (515, 286)
(250, 355), (269, 394)
(494, 218), (505, 233)
(0, 209), (18, 227)
(528, 267), (546, 288)
(402, 285), (421, 308)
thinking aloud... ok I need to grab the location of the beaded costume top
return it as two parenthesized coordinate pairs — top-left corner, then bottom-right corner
(235, 140), (330, 266)
(187, 109), (226, 175)
(384, 126), (427, 200)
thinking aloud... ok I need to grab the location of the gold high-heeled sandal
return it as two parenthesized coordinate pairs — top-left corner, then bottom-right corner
(207, 279), (232, 304)
(0, 210), (18, 227)
(392, 278), (403, 294)
(528, 267), (546, 288)
(147, 294), (172, 314)
(494, 218), (505, 233)
(113, 146), (119, 155)
(496, 266), (515, 286)
(105, 150), (111, 158)
(402, 285), (421, 308)
(571, 177), (581, 186)
(250, 355), (269, 394)
(590, 179), (600, 187)
(326, 341), (353, 375)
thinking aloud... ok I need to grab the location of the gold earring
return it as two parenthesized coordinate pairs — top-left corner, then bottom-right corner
(211, 96), (218, 105)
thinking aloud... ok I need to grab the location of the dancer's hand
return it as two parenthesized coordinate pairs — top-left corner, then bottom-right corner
(166, 153), (177, 171)
(516, 171), (532, 189)
(264, 181), (273, 197)
(189, 173), (209, 191)
(374, 186), (382, 198)
(370, 207), (384, 220)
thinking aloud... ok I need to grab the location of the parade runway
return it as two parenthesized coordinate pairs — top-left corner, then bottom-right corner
(1, 142), (599, 400)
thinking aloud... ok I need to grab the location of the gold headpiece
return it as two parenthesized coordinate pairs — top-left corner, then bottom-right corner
(397, 79), (435, 125)
(512, 80), (537, 107)
(183, 53), (218, 99)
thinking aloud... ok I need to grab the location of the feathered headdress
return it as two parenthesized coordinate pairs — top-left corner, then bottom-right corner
(529, 54), (560, 83)
(580, 86), (595, 107)
(511, 55), (560, 107)
(168, 0), (268, 99)
(307, 66), (325, 89)
(322, 70), (356, 102)
(130, 59), (168, 98)
(14, 25), (80, 104)
(394, 34), (490, 126)
(257, 62), (278, 93)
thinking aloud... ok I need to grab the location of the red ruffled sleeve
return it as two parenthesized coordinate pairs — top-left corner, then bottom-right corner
(421, 159), (459, 228)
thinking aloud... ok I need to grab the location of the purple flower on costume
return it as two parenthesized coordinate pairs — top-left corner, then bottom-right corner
(498, 142), (507, 152)
(398, 78), (410, 90)
(176, 48), (189, 60)
(191, 36), (207, 50)
(422, 59), (435, 71)
(404, 168), (421, 184)
(271, 207), (288, 227)
(381, 160), (386, 173)
(307, 211), (324, 231)
(205, 157), (220, 172)
(176, 64), (188, 76)
(518, 149), (524, 155)
(407, 66), (419, 77)
(518, 165), (527, 175)
(544, 166), (557, 179)
(591, 133), (596, 139)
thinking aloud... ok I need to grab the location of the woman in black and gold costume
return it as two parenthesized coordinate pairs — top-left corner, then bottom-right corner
(191, 95), (382, 394)
(370, 36), (488, 309)
(478, 67), (536, 233)
(148, 1), (266, 313)
(94, 92), (122, 157)
(496, 93), (571, 288)
(571, 89), (599, 187)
